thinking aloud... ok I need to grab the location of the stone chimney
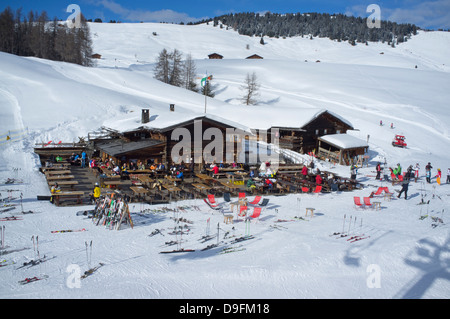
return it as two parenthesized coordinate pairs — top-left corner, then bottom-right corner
(141, 109), (149, 124)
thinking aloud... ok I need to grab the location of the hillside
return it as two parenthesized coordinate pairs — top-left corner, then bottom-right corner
(0, 22), (449, 300)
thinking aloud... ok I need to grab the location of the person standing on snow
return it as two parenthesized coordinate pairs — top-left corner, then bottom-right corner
(414, 163), (420, 182)
(425, 162), (433, 183)
(436, 169), (442, 185)
(376, 162), (382, 180)
(446, 168), (450, 184)
(397, 175), (410, 200)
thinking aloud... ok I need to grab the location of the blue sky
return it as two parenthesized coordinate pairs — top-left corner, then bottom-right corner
(3, 0), (450, 29)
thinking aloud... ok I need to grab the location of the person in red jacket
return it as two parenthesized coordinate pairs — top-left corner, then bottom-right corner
(315, 174), (323, 185)
(302, 165), (308, 178)
(212, 165), (219, 175)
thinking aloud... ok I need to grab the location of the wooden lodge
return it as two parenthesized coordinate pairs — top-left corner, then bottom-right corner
(267, 110), (354, 155)
(92, 109), (254, 171)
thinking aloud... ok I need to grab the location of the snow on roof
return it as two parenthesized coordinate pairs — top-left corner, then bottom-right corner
(318, 133), (368, 149)
(103, 109), (253, 134)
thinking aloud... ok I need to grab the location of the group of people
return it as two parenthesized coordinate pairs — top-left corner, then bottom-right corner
(68, 151), (87, 168)
(372, 161), (448, 200)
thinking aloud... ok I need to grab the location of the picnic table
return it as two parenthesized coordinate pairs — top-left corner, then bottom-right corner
(165, 176), (181, 183)
(226, 171), (248, 184)
(52, 191), (84, 206)
(45, 170), (72, 176)
(191, 183), (211, 194)
(103, 180), (129, 189)
(47, 175), (75, 181)
(196, 173), (215, 184)
(219, 181), (241, 192)
(48, 180), (78, 189)
(137, 175), (154, 186)
(130, 186), (149, 201)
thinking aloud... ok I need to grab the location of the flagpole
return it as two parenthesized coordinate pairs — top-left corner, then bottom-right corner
(204, 70), (207, 113)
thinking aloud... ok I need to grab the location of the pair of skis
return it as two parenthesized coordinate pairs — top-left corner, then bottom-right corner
(330, 215), (369, 242)
(81, 240), (104, 279)
(51, 228), (86, 233)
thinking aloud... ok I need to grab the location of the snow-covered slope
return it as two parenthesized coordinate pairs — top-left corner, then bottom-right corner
(0, 22), (449, 300)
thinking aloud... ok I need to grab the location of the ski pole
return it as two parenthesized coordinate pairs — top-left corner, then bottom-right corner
(342, 214), (346, 234)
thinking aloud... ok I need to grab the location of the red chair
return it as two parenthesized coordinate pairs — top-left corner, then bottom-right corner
(313, 185), (322, 194)
(248, 196), (262, 205)
(363, 197), (373, 209)
(354, 197), (364, 209)
(373, 187), (384, 196)
(237, 206), (248, 221)
(248, 207), (262, 223)
(207, 194), (217, 204)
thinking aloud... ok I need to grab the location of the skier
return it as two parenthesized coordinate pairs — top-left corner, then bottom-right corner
(350, 165), (357, 180)
(395, 163), (402, 178)
(425, 162), (433, 183)
(375, 162), (382, 180)
(315, 174), (323, 185)
(414, 163), (420, 182)
(81, 151), (87, 168)
(397, 178), (409, 200)
(90, 182), (101, 204)
(301, 164), (308, 178)
(50, 182), (61, 194)
(436, 169), (442, 185)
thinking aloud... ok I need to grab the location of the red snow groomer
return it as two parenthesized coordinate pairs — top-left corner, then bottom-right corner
(392, 135), (407, 148)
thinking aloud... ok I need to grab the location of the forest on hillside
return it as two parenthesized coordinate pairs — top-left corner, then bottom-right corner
(200, 12), (419, 46)
(0, 7), (93, 66)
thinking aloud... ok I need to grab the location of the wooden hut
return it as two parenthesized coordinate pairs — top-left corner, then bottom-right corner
(246, 54), (263, 59)
(208, 53), (223, 59)
(317, 134), (368, 165)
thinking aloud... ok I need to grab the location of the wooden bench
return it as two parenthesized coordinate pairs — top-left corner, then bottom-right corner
(52, 191), (84, 206)
(48, 180), (78, 189)
(47, 175), (75, 181)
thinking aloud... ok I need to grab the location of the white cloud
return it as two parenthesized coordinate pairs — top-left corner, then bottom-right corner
(346, 0), (450, 29)
(97, 0), (206, 23)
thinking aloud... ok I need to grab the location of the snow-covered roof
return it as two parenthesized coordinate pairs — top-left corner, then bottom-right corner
(103, 110), (253, 134)
(318, 133), (368, 149)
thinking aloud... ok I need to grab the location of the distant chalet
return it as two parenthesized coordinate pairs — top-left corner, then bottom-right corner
(208, 53), (223, 59)
(246, 54), (263, 59)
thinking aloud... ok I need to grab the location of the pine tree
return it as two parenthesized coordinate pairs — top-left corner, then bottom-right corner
(154, 48), (171, 83)
(201, 80), (215, 97)
(168, 48), (184, 87)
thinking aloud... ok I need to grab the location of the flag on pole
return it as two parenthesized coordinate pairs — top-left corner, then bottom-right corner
(201, 75), (212, 87)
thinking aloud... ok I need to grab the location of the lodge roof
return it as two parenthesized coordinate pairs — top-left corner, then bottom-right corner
(318, 133), (368, 150)
(96, 138), (165, 157)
